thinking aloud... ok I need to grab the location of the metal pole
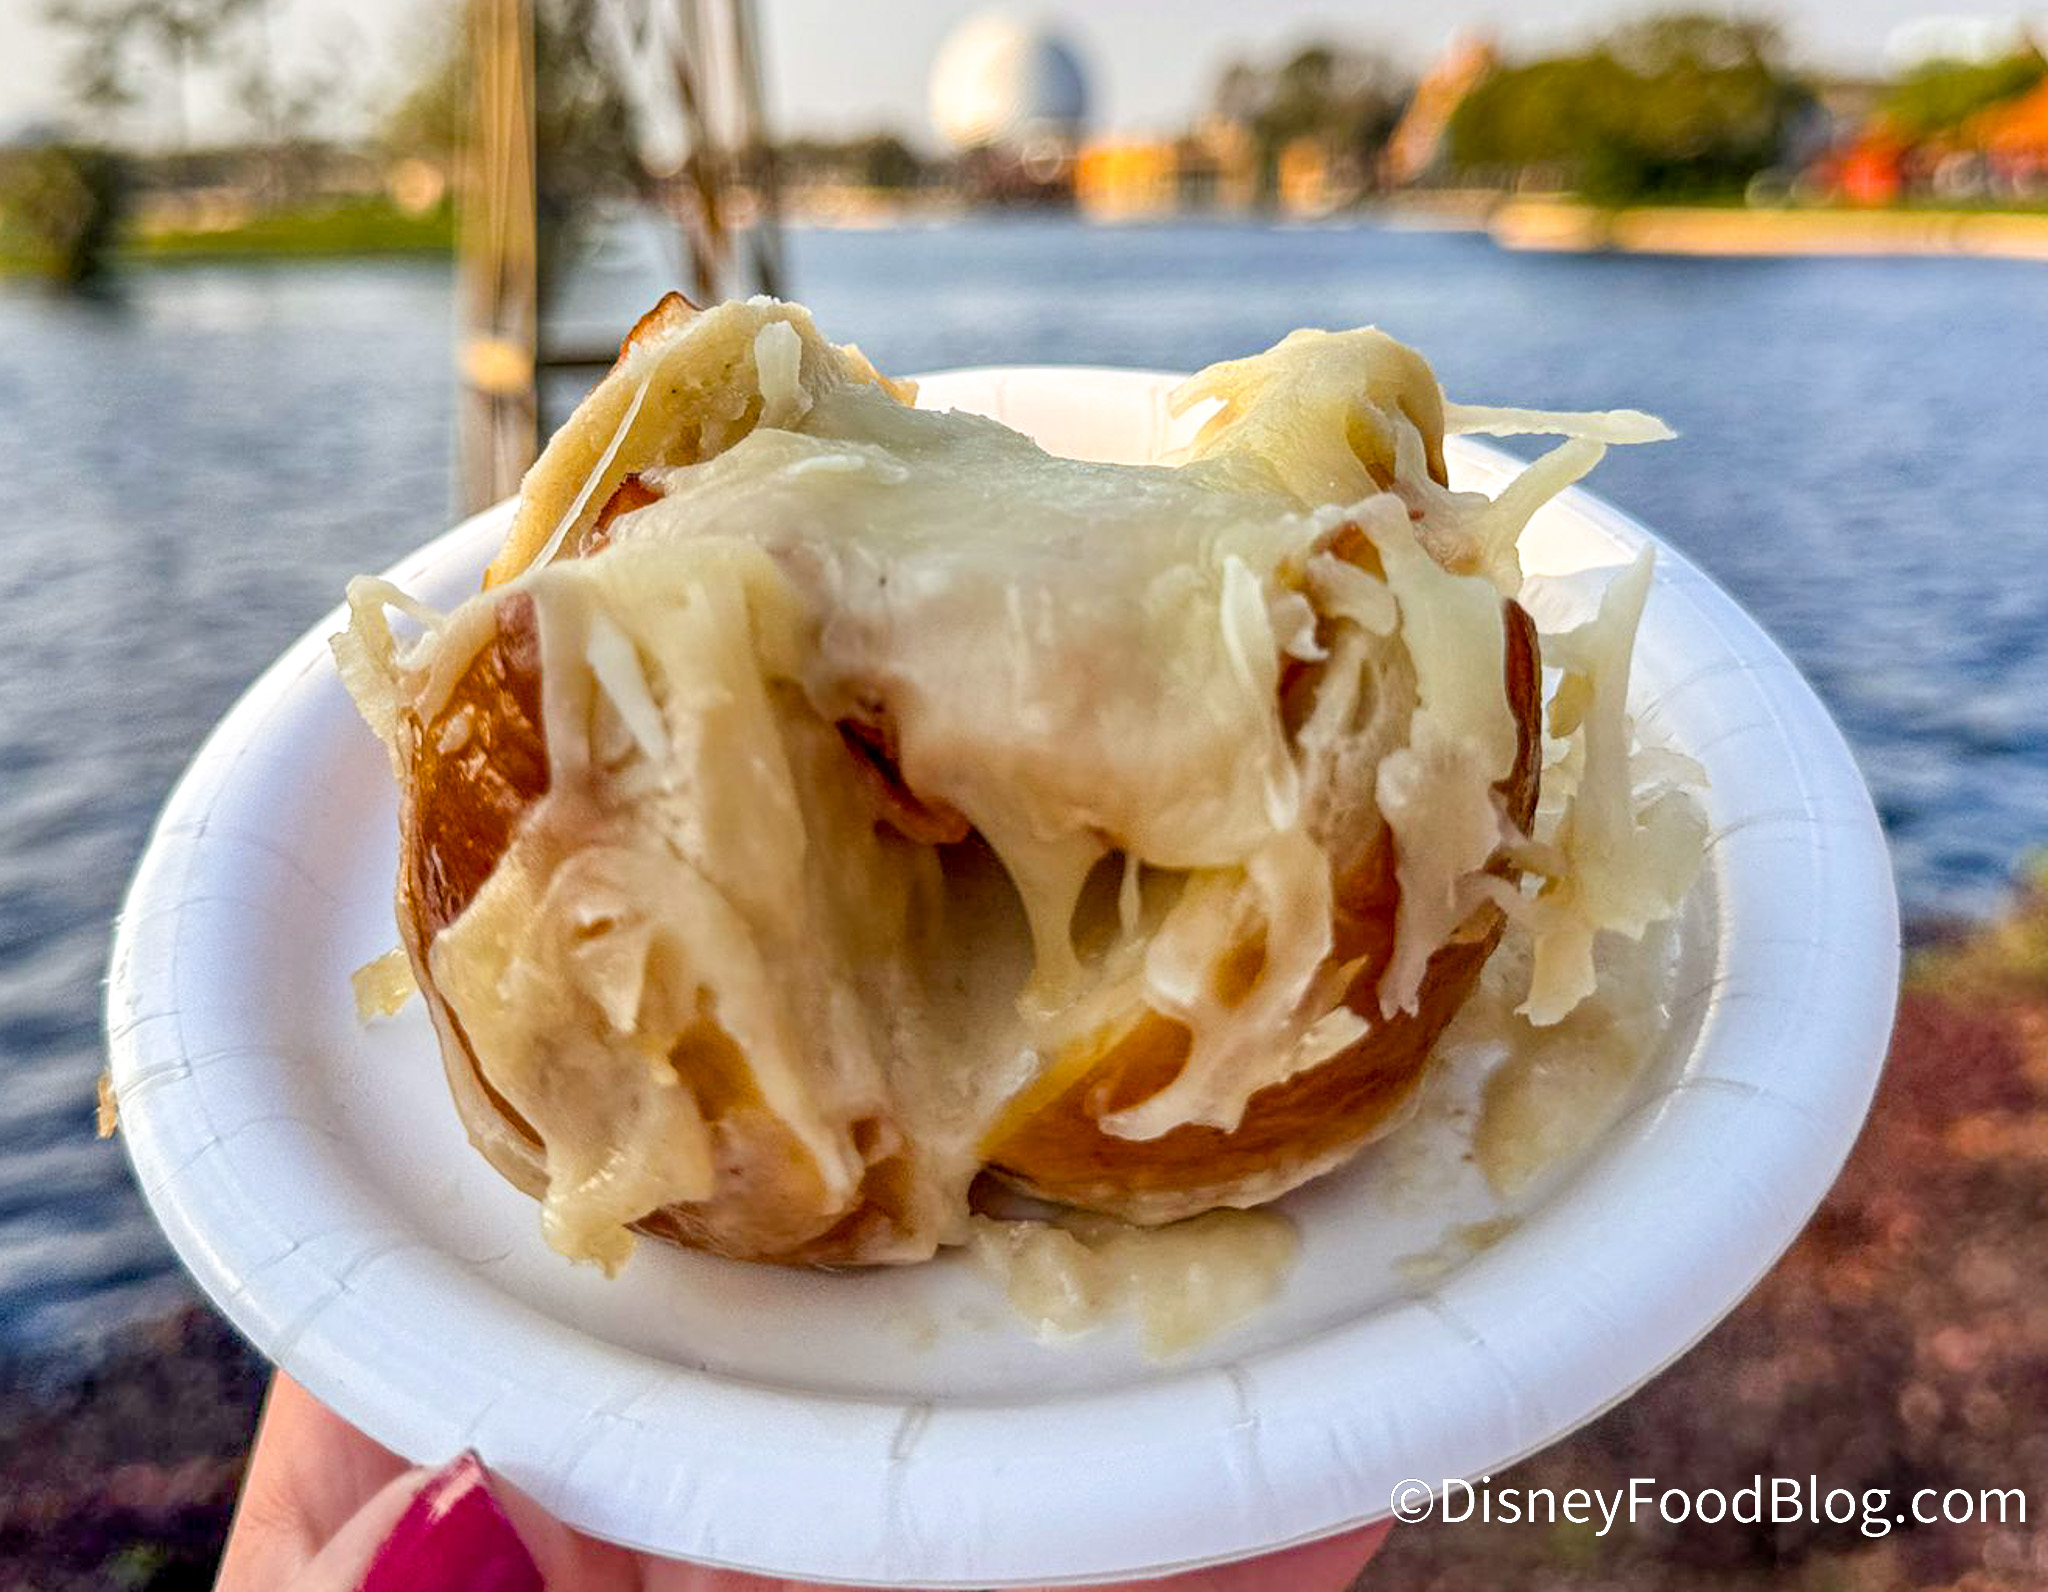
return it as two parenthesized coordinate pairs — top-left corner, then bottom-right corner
(456, 0), (790, 508)
(457, 0), (539, 515)
(733, 0), (786, 298)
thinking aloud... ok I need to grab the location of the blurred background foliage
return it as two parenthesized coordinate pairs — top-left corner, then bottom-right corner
(380, 0), (639, 294)
(1446, 15), (1812, 201)
(775, 132), (923, 192)
(0, 144), (128, 284)
(1211, 43), (1410, 202)
(380, 0), (637, 206)
(1881, 45), (2047, 141)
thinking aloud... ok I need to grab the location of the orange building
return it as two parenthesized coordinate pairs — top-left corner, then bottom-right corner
(1073, 139), (1178, 217)
(1974, 78), (2048, 179)
(1276, 137), (1337, 214)
(1838, 132), (1907, 205)
(1073, 121), (1258, 218)
(1386, 32), (1498, 186)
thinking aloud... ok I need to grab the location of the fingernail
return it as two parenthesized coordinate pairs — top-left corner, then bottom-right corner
(359, 1451), (543, 1592)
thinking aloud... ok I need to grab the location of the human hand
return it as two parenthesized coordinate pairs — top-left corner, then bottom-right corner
(217, 1374), (1389, 1591)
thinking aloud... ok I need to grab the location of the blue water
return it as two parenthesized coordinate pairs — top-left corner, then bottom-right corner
(2, 219), (2044, 1358)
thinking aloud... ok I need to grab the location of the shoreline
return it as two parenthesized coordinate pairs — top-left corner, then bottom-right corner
(8, 193), (2047, 273)
(1483, 197), (2048, 261)
(778, 189), (2048, 263)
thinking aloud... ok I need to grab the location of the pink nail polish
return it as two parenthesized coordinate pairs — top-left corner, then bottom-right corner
(359, 1451), (543, 1592)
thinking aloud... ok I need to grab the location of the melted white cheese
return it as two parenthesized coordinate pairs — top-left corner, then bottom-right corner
(604, 383), (1360, 1141)
(350, 947), (417, 1021)
(333, 299), (1700, 1272)
(968, 1208), (1299, 1359)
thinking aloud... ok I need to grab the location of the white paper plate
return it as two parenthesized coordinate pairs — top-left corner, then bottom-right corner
(107, 368), (1897, 1588)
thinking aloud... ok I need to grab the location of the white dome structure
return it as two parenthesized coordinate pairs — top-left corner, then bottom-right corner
(929, 13), (1090, 152)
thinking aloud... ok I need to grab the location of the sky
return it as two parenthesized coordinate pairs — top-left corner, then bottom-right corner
(3, 0), (2045, 150)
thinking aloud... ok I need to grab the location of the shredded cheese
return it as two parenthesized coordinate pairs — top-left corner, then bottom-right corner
(336, 299), (1704, 1269)
(1493, 550), (1709, 1024)
(350, 947), (418, 1021)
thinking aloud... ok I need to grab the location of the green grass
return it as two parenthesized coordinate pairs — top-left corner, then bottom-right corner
(125, 195), (453, 262)
(1907, 852), (2048, 998)
(101, 1542), (174, 1590)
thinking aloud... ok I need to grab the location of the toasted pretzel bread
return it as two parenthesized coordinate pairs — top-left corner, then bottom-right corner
(341, 297), (1564, 1267)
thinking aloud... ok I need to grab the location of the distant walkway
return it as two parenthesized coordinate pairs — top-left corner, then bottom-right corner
(1486, 198), (2048, 262)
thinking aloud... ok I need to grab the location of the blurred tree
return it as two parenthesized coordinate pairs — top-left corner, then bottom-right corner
(383, 0), (635, 191)
(46, 0), (353, 209)
(1881, 47), (2048, 141)
(775, 132), (925, 190)
(1448, 12), (1809, 202)
(1209, 43), (1410, 202)
(223, 0), (353, 206)
(45, 0), (256, 155)
(1212, 59), (1263, 128)
(227, 0), (279, 199)
(383, 0), (637, 296)
(0, 143), (129, 285)
(859, 133), (923, 191)
(380, 14), (466, 166)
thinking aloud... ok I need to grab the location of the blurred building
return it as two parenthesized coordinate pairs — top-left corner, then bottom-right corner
(1385, 32), (1497, 186)
(1976, 78), (2048, 188)
(929, 12), (1090, 203)
(1834, 130), (1909, 203)
(1073, 138), (1174, 216)
(1277, 137), (1338, 214)
(1795, 44), (2048, 204)
(1074, 119), (1256, 218)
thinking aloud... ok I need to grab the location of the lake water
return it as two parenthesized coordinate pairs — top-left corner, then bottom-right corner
(2, 218), (2044, 1359)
